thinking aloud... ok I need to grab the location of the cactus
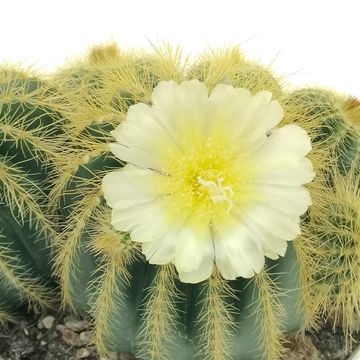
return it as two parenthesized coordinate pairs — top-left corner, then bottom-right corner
(0, 68), (63, 321)
(52, 42), (183, 135)
(284, 89), (360, 346)
(52, 44), (360, 360)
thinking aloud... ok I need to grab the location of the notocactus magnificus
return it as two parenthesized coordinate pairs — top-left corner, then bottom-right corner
(0, 68), (64, 320)
(52, 44), (360, 360)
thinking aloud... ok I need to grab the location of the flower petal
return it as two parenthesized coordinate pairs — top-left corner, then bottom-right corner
(110, 103), (182, 170)
(235, 91), (284, 149)
(207, 86), (284, 151)
(110, 198), (169, 240)
(213, 222), (265, 280)
(257, 184), (312, 216)
(142, 233), (177, 264)
(173, 225), (212, 273)
(252, 125), (315, 186)
(177, 240), (214, 283)
(240, 214), (288, 260)
(207, 84), (252, 138)
(240, 203), (301, 240)
(151, 80), (209, 141)
(102, 165), (168, 209)
(255, 125), (312, 162)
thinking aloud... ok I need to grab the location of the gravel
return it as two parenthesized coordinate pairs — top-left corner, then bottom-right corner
(0, 310), (359, 359)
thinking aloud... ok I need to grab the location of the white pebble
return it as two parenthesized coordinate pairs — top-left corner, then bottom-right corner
(76, 348), (91, 358)
(42, 315), (55, 329)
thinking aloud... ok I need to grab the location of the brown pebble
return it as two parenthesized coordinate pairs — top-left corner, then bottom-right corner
(76, 348), (91, 358)
(62, 328), (83, 347)
(64, 316), (89, 332)
(287, 333), (320, 360)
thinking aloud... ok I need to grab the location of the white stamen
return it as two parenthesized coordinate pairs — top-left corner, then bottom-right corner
(197, 176), (234, 213)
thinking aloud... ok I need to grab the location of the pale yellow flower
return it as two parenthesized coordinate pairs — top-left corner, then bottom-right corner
(102, 80), (314, 283)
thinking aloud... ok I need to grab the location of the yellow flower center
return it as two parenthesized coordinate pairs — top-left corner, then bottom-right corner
(197, 176), (234, 213)
(161, 137), (256, 226)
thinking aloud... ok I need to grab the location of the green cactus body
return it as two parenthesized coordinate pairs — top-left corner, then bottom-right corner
(285, 89), (360, 176)
(51, 43), (172, 137)
(0, 70), (62, 320)
(51, 46), (319, 360)
(284, 89), (360, 343)
(59, 191), (302, 360)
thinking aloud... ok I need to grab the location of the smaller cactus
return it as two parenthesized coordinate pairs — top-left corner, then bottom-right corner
(51, 42), (183, 134)
(285, 88), (360, 345)
(284, 88), (360, 176)
(298, 169), (360, 348)
(0, 67), (63, 320)
(186, 47), (283, 99)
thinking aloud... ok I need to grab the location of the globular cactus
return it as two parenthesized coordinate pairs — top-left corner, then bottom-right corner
(0, 68), (63, 321)
(52, 44), (359, 360)
(52, 42), (183, 135)
(284, 89), (360, 346)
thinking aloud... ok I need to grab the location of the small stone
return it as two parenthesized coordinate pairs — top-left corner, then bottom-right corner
(107, 352), (118, 360)
(287, 333), (320, 360)
(100, 352), (117, 360)
(42, 315), (55, 329)
(62, 328), (82, 347)
(79, 331), (92, 345)
(40, 340), (47, 346)
(56, 324), (66, 332)
(36, 332), (43, 340)
(23, 327), (29, 336)
(37, 319), (44, 330)
(76, 348), (91, 358)
(64, 315), (89, 332)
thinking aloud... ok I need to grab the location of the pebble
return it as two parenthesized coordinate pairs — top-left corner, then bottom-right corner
(56, 324), (66, 332)
(40, 340), (47, 346)
(62, 328), (83, 347)
(76, 348), (91, 358)
(37, 319), (44, 330)
(79, 331), (92, 345)
(64, 316), (89, 332)
(100, 352), (117, 360)
(287, 334), (319, 360)
(36, 332), (43, 340)
(23, 327), (29, 336)
(42, 315), (56, 329)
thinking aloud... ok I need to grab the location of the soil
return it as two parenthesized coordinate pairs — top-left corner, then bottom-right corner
(0, 310), (359, 360)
